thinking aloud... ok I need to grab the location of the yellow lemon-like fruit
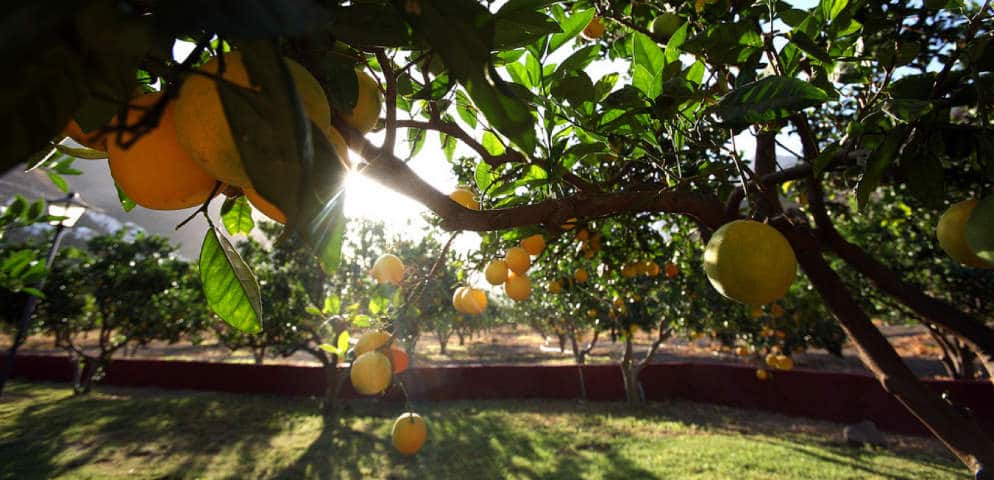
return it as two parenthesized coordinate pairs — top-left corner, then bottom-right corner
(774, 354), (794, 371)
(756, 368), (769, 381)
(703, 220), (797, 305)
(452, 286), (471, 313)
(350, 351), (392, 395)
(107, 92), (219, 211)
(937, 199), (994, 269)
(341, 69), (382, 134)
(505, 272), (531, 301)
(449, 188), (479, 210)
(484, 259), (508, 285)
(354, 330), (392, 356)
(392, 412), (427, 455)
(371, 253), (405, 285)
(765, 353), (778, 367)
(574, 268), (589, 283)
(505, 247), (531, 275)
(520, 234), (545, 256)
(581, 16), (606, 40)
(173, 51), (331, 187)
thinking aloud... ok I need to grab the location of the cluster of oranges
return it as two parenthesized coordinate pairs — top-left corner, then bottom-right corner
(62, 51), (382, 222)
(347, 329), (426, 455)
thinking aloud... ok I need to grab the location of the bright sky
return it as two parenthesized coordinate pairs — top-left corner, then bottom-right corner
(173, 0), (820, 255)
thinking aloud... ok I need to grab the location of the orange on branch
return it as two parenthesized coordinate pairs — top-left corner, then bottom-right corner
(354, 330), (392, 356)
(173, 51), (331, 187)
(62, 119), (108, 151)
(389, 346), (410, 374)
(505, 272), (531, 301)
(449, 188), (479, 210)
(520, 234), (545, 256)
(574, 268), (589, 283)
(350, 351), (392, 395)
(505, 247), (531, 275)
(392, 412), (427, 455)
(371, 253), (405, 285)
(107, 92), (219, 211)
(937, 199), (994, 269)
(581, 17), (606, 40)
(484, 259), (508, 285)
(341, 69), (382, 134)
(703, 220), (797, 305)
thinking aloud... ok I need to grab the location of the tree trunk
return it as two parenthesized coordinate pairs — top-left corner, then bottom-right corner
(558, 334), (566, 353)
(72, 355), (104, 395)
(779, 221), (994, 478)
(438, 335), (448, 355)
(319, 358), (342, 417)
(620, 335), (641, 403)
(252, 348), (265, 365)
(458, 332), (465, 346)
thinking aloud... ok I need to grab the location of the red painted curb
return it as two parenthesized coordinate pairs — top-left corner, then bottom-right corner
(5, 355), (991, 436)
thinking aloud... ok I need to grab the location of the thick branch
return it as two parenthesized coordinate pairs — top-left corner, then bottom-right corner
(774, 219), (994, 476)
(374, 50), (397, 155)
(348, 134), (725, 231)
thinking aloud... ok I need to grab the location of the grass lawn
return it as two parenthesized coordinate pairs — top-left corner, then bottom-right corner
(0, 382), (965, 479)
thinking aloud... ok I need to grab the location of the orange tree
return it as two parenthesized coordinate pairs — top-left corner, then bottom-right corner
(5, 0), (994, 474)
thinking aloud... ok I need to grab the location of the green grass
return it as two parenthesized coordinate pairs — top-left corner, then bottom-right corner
(0, 382), (965, 479)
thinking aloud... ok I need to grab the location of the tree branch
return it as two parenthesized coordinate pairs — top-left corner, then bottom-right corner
(374, 49), (398, 155)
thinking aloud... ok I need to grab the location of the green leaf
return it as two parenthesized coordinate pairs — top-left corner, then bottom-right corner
(819, 0), (849, 22)
(314, 193), (348, 274)
(115, 183), (136, 212)
(494, 8), (560, 49)
(551, 73), (595, 106)
(220, 196), (255, 236)
(475, 161), (494, 192)
(319, 343), (339, 355)
(483, 131), (506, 156)
(855, 125), (909, 210)
(881, 99), (934, 123)
(326, 4), (414, 48)
(709, 77), (830, 129)
(46, 171), (69, 193)
(352, 314), (371, 327)
(683, 23), (763, 65)
(788, 31), (833, 64)
(200, 227), (262, 334)
(323, 295), (341, 315)
(337, 330), (351, 356)
(54, 143), (106, 159)
(965, 195), (994, 263)
(554, 45), (600, 78)
(812, 143), (841, 174)
(548, 9), (595, 55)
(369, 294), (389, 315)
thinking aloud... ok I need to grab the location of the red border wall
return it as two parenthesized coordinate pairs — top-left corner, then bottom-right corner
(5, 355), (992, 436)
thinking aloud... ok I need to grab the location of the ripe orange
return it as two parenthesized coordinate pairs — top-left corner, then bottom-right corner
(341, 69), (382, 134)
(644, 261), (661, 277)
(350, 351), (392, 395)
(371, 253), (405, 285)
(449, 188), (479, 210)
(354, 330), (392, 356)
(520, 234), (545, 256)
(465, 288), (487, 315)
(392, 412), (427, 455)
(505, 247), (531, 275)
(574, 268), (589, 283)
(484, 259), (508, 285)
(560, 218), (578, 230)
(664, 262), (679, 278)
(735, 346), (750, 357)
(388, 346), (410, 374)
(704, 220), (797, 305)
(621, 263), (639, 278)
(575, 228), (590, 242)
(548, 279), (563, 294)
(452, 286), (471, 313)
(107, 92), (219, 210)
(244, 188), (287, 223)
(173, 51), (331, 187)
(756, 368), (769, 381)
(505, 272), (531, 301)
(62, 119), (108, 151)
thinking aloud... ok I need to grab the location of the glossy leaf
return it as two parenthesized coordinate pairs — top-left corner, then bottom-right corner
(220, 196), (255, 236)
(200, 227), (262, 334)
(709, 77), (830, 129)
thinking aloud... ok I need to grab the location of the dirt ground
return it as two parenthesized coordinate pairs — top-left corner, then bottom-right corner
(6, 323), (969, 379)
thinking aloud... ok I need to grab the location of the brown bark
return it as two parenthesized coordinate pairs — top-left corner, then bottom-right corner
(776, 220), (994, 477)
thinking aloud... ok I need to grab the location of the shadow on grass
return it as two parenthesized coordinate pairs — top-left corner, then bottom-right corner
(0, 382), (293, 480)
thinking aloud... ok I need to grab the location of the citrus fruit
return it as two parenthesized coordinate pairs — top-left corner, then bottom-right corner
(354, 330), (391, 356)
(581, 16), (606, 40)
(561, 218), (578, 230)
(350, 351), (392, 395)
(484, 259), (508, 285)
(575, 228), (590, 242)
(449, 188), (479, 210)
(937, 199), (994, 269)
(703, 220), (797, 305)
(765, 353), (778, 367)
(548, 279), (562, 294)
(388, 346), (410, 374)
(520, 234), (545, 256)
(664, 262), (679, 278)
(392, 412), (427, 455)
(341, 69), (382, 134)
(371, 253), (405, 285)
(107, 92), (219, 211)
(965, 196), (994, 263)
(62, 119), (108, 151)
(650, 12), (682, 39)
(173, 51), (331, 187)
(756, 368), (769, 381)
(452, 286), (471, 313)
(644, 261), (661, 277)
(621, 263), (639, 278)
(505, 247), (531, 275)
(505, 272), (531, 301)
(774, 354), (794, 371)
(574, 268), (589, 283)
(244, 187), (287, 223)
(464, 288), (487, 315)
